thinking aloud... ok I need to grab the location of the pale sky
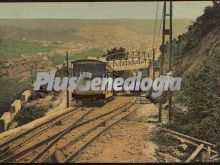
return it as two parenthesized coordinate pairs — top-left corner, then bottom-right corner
(0, 1), (213, 19)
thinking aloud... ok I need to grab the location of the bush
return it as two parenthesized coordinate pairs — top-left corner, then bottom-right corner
(14, 106), (47, 126)
(151, 129), (179, 146)
(161, 3), (220, 145)
(170, 52), (220, 143)
(0, 77), (33, 117)
(0, 39), (57, 59)
(104, 47), (127, 60)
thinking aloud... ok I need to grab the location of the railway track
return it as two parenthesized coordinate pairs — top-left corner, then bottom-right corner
(0, 96), (137, 163)
(160, 127), (219, 162)
(0, 107), (80, 153)
(0, 106), (94, 161)
(32, 101), (137, 163)
(52, 104), (137, 163)
(51, 102), (138, 163)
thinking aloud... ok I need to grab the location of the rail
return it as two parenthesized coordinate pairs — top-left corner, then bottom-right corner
(0, 97), (137, 163)
(160, 127), (218, 162)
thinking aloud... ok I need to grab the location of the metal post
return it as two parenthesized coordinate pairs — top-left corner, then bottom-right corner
(169, 1), (173, 70)
(66, 51), (70, 108)
(160, 1), (166, 77)
(148, 67), (150, 78)
(153, 48), (155, 81)
(168, 1), (173, 122)
(158, 1), (166, 123)
(71, 62), (73, 76)
(31, 65), (33, 84)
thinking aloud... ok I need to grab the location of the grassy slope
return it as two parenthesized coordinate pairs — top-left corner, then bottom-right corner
(0, 19), (192, 39)
(73, 48), (105, 60)
(0, 39), (59, 59)
(171, 52), (220, 143)
(49, 48), (105, 65)
(0, 19), (191, 60)
(0, 78), (31, 116)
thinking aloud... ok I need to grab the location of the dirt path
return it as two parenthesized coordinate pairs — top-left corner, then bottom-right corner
(75, 103), (159, 163)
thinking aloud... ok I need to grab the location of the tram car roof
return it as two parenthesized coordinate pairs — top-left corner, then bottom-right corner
(71, 59), (120, 76)
(71, 59), (106, 65)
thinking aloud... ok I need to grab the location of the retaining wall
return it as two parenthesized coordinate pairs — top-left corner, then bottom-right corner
(11, 100), (22, 113)
(21, 90), (31, 103)
(0, 112), (11, 131)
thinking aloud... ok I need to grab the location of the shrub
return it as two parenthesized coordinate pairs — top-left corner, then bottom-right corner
(14, 105), (47, 126)
(171, 52), (220, 143)
(151, 129), (179, 146)
(0, 79), (21, 116)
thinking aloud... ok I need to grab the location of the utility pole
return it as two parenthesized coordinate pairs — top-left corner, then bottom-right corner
(168, 1), (173, 122)
(152, 48), (155, 81)
(158, 0), (173, 123)
(66, 51), (70, 108)
(158, 1), (166, 123)
(31, 65), (34, 84)
(149, 48), (156, 99)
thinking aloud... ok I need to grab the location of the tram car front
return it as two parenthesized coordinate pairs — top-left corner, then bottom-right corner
(71, 59), (114, 104)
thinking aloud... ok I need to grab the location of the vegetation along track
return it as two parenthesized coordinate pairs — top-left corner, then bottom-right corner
(0, 96), (136, 163)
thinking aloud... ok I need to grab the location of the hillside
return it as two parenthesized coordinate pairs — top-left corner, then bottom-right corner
(0, 19), (191, 37)
(162, 3), (220, 145)
(0, 19), (192, 60)
(174, 25), (220, 78)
